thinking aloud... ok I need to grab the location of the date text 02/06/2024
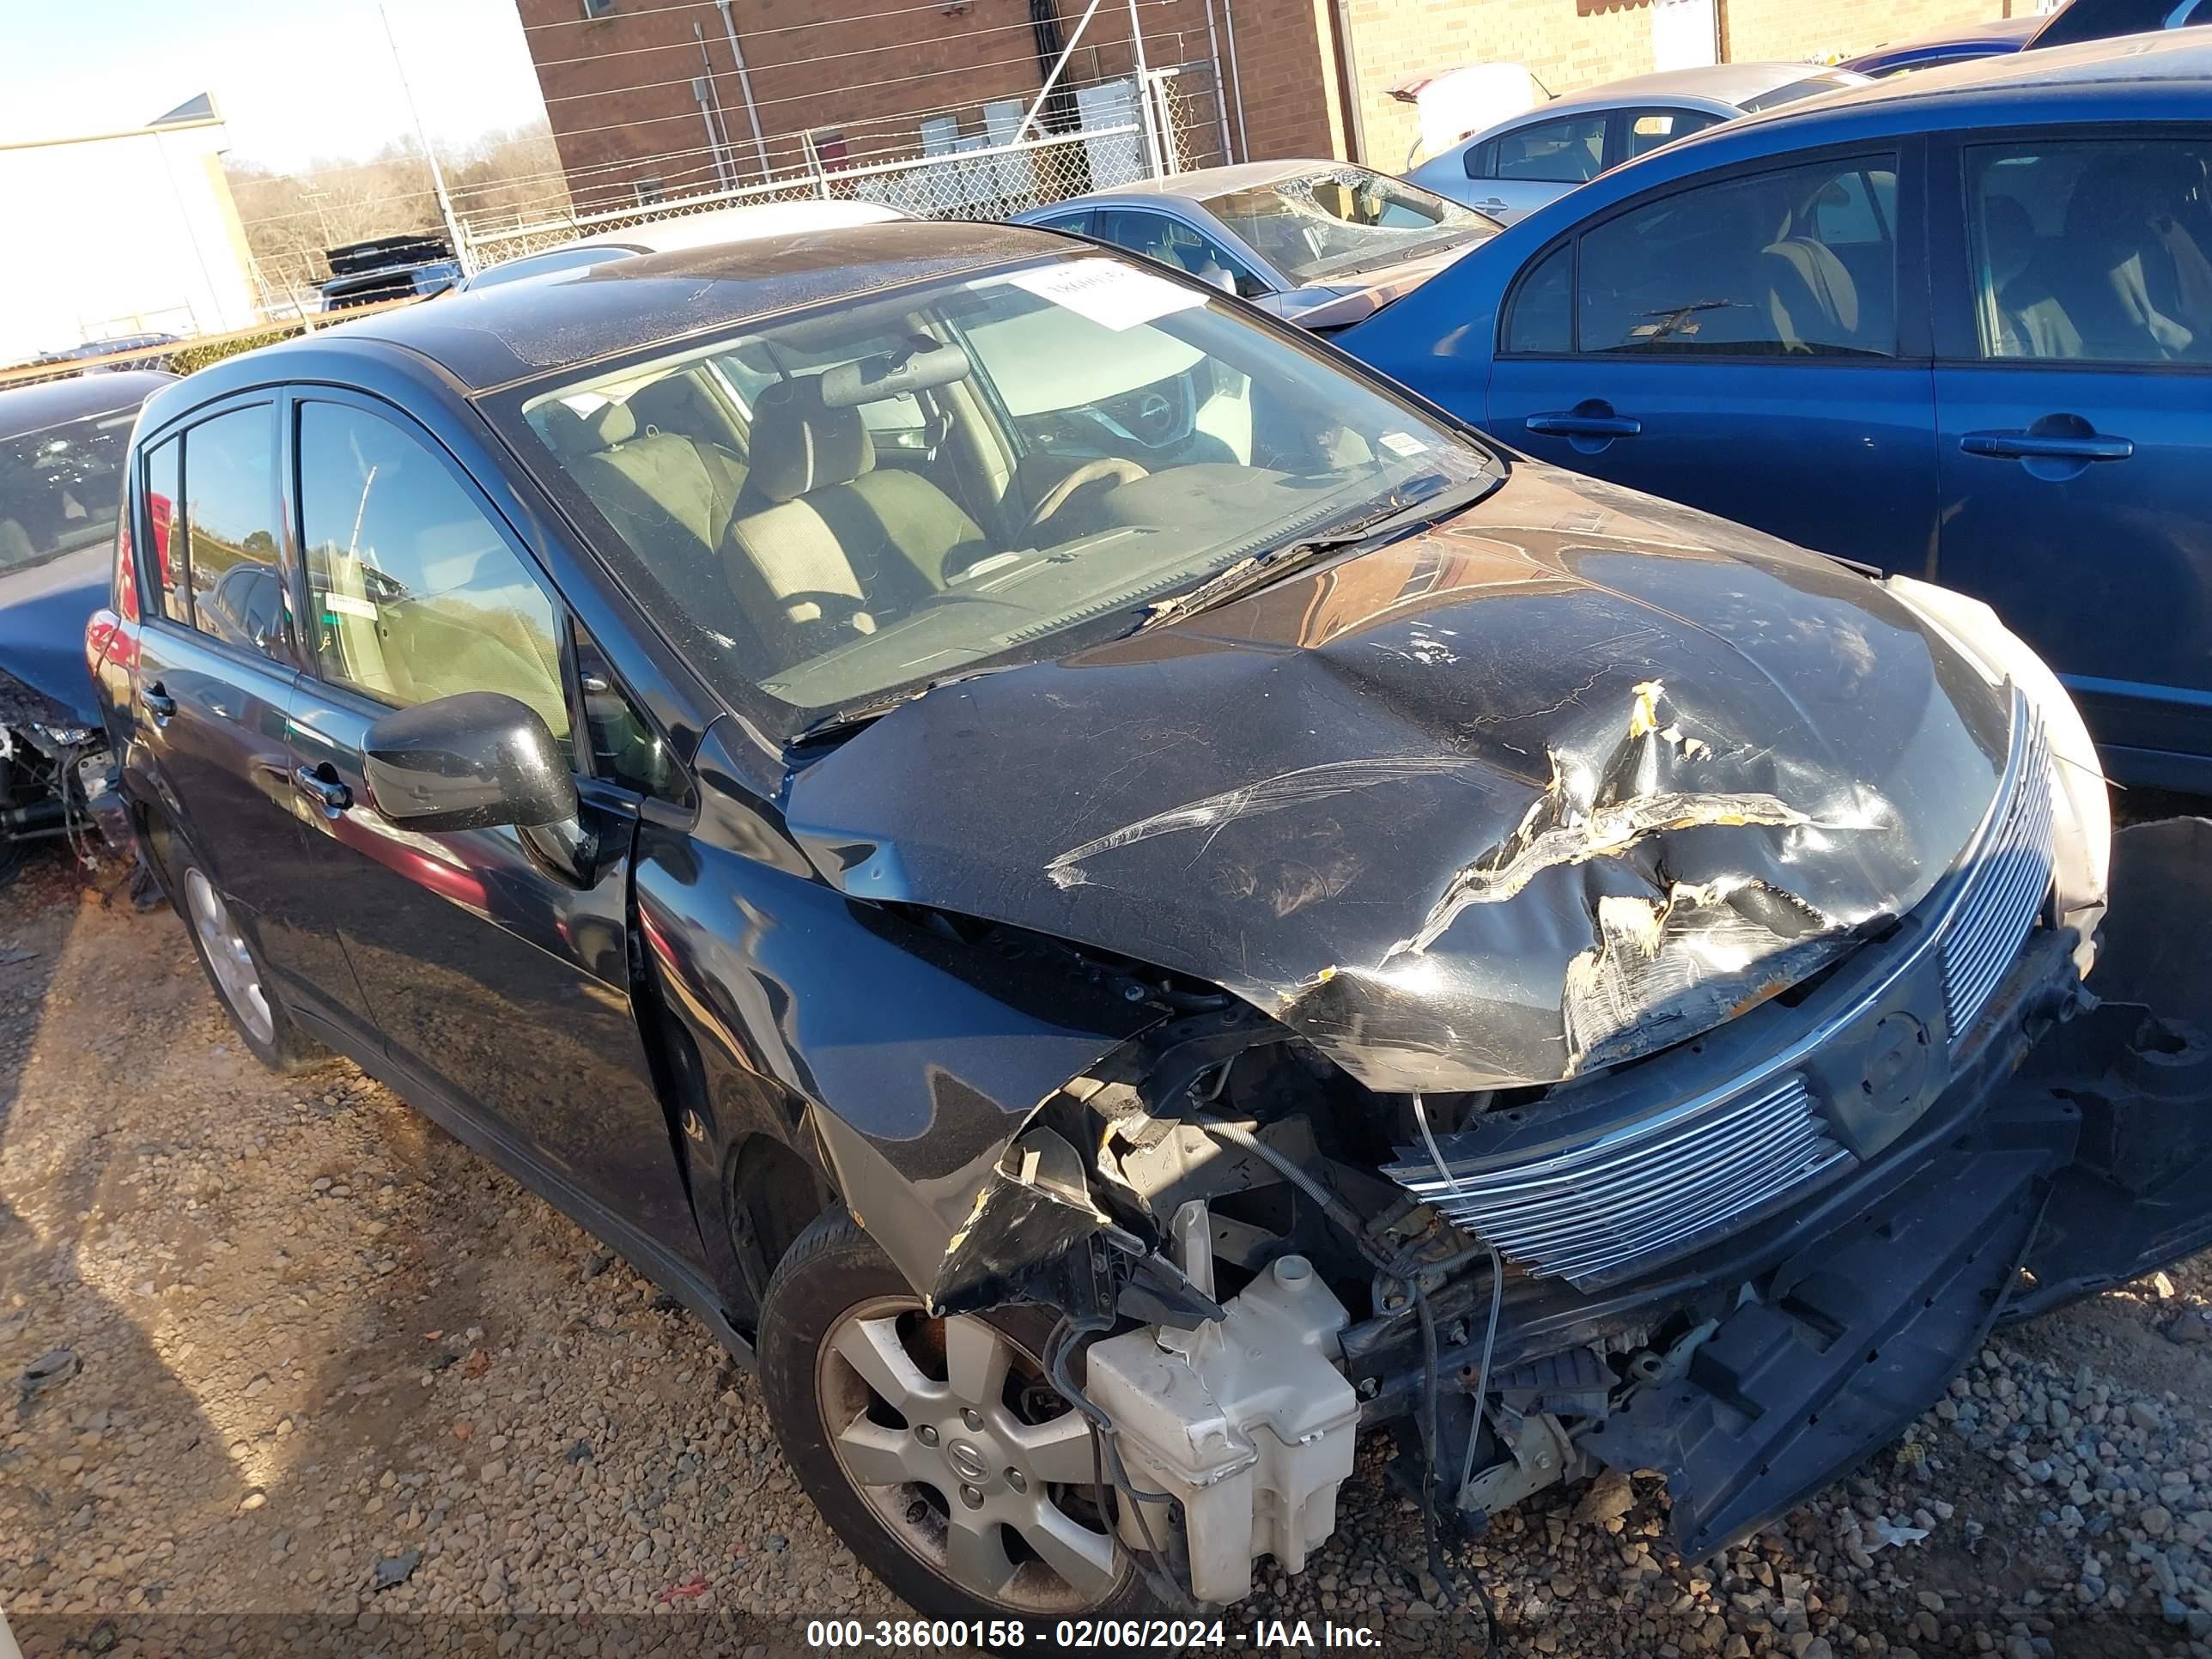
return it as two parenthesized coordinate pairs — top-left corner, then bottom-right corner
(803, 1618), (1387, 1649)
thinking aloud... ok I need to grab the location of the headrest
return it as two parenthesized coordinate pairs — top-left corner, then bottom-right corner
(1984, 196), (2035, 289)
(591, 400), (638, 446)
(537, 402), (599, 459)
(747, 377), (875, 503)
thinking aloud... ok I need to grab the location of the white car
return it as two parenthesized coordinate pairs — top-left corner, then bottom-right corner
(1406, 61), (1869, 223)
(459, 198), (912, 292)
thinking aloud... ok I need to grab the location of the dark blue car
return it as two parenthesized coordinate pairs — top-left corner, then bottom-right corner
(1838, 15), (2038, 78)
(1342, 32), (2212, 789)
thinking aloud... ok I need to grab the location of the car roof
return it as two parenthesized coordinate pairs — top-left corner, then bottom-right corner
(1545, 59), (1850, 111)
(585, 198), (908, 254)
(1854, 13), (2042, 55)
(1461, 27), (2212, 260)
(185, 220), (1068, 396)
(0, 370), (176, 441)
(1738, 24), (2212, 125)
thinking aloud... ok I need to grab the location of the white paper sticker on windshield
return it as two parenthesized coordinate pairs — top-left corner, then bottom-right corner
(1001, 258), (1209, 331)
(1379, 431), (1429, 458)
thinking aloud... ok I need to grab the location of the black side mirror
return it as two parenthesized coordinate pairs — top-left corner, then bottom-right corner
(362, 691), (578, 834)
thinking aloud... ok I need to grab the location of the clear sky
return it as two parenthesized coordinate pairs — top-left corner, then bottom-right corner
(3, 0), (550, 168)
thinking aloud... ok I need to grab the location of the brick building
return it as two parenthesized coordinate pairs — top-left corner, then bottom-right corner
(514, 0), (2047, 216)
(514, 0), (1231, 212)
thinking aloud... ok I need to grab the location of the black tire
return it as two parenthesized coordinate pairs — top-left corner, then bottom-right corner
(759, 1210), (1170, 1643)
(153, 823), (326, 1075)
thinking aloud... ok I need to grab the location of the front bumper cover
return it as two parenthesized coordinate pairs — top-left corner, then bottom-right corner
(1583, 818), (2212, 1557)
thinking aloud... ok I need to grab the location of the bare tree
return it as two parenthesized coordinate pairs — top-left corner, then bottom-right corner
(226, 124), (574, 308)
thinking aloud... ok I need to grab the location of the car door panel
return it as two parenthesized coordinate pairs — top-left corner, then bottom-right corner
(131, 408), (371, 1036)
(282, 390), (707, 1264)
(1929, 129), (2212, 784)
(284, 684), (701, 1250)
(1493, 357), (1938, 569)
(1488, 145), (1941, 576)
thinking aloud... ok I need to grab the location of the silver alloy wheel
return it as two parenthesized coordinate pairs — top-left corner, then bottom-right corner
(817, 1297), (1120, 1612)
(183, 866), (275, 1046)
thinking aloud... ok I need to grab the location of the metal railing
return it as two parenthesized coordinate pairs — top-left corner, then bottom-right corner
(460, 60), (1229, 273)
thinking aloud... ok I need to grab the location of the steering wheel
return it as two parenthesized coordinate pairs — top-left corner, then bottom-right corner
(1024, 457), (1150, 537)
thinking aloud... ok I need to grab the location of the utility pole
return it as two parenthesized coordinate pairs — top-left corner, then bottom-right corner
(380, 3), (473, 273)
(1125, 0), (1163, 176)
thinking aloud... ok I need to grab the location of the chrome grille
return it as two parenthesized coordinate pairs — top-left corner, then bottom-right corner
(1389, 1073), (1850, 1287)
(1941, 707), (2055, 1045)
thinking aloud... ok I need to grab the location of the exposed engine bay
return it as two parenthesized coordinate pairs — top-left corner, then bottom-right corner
(744, 464), (2212, 1615)
(887, 806), (2212, 1612)
(790, 623), (2212, 1613)
(0, 669), (115, 882)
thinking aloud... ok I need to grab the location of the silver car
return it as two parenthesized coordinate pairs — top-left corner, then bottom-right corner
(1014, 160), (1499, 330)
(1407, 61), (1870, 223)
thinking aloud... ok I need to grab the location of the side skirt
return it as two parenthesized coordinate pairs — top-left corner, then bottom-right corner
(288, 1001), (757, 1369)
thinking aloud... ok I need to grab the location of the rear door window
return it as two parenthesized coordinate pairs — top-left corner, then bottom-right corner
(1486, 114), (1607, 184)
(1620, 107), (1724, 165)
(179, 405), (289, 659)
(1093, 210), (1267, 296)
(1504, 242), (1574, 354)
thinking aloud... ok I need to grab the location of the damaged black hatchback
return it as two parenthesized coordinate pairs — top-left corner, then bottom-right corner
(89, 222), (2212, 1630)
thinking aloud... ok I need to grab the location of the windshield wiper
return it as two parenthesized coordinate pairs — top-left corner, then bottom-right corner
(788, 664), (1015, 749)
(1130, 471), (1497, 634)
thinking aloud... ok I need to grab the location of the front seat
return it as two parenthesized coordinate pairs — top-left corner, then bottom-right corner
(726, 377), (988, 663)
(2061, 155), (2197, 360)
(1760, 234), (1859, 353)
(558, 398), (748, 592)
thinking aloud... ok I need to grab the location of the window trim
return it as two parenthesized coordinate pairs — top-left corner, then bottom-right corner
(1494, 137), (1929, 366)
(1928, 121), (2212, 375)
(134, 396), (307, 676)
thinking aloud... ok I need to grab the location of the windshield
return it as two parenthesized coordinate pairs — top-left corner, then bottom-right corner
(1200, 167), (1498, 283)
(0, 404), (137, 574)
(508, 252), (1498, 733)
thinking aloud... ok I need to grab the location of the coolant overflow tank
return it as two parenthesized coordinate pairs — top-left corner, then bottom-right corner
(1085, 1255), (1358, 1605)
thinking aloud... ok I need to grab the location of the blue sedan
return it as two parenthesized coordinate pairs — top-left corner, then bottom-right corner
(1341, 32), (2212, 790)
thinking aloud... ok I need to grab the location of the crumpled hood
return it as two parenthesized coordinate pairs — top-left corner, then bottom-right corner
(0, 543), (106, 726)
(783, 464), (2012, 1091)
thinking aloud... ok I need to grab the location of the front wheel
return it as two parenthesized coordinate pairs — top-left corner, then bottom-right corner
(159, 829), (325, 1075)
(758, 1210), (1169, 1638)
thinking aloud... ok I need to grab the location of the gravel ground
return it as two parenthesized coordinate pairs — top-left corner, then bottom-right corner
(3, 848), (2210, 1659)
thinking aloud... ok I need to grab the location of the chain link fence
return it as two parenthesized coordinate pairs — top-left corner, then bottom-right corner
(461, 59), (1231, 273)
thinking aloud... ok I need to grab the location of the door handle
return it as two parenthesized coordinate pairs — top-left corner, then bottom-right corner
(1526, 410), (1644, 438)
(142, 683), (176, 724)
(1960, 430), (2134, 463)
(292, 765), (352, 816)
